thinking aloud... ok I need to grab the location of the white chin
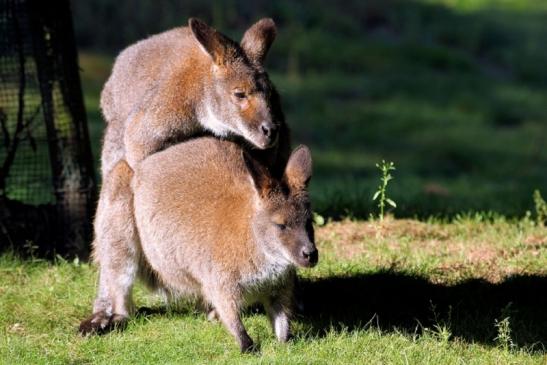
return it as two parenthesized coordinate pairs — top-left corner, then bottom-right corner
(250, 138), (270, 150)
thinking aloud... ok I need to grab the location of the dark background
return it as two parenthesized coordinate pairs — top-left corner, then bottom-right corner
(72, 0), (547, 219)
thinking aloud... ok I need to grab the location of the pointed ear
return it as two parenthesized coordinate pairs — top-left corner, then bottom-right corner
(240, 18), (277, 65)
(242, 151), (274, 197)
(284, 145), (312, 192)
(189, 18), (236, 65)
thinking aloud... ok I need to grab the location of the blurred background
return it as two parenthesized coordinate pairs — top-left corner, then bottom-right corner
(73, 0), (547, 219)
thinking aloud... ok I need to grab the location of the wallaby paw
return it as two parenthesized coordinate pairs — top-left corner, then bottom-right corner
(239, 336), (259, 354)
(276, 331), (293, 343)
(78, 311), (128, 336)
(206, 308), (219, 322)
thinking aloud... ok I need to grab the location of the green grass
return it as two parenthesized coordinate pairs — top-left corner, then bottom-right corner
(1, 218), (546, 364)
(77, 0), (547, 220)
(6, 1), (545, 362)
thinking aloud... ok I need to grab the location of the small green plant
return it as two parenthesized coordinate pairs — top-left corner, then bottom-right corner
(425, 302), (452, 345)
(372, 160), (396, 221)
(533, 189), (547, 226)
(22, 240), (41, 262)
(312, 211), (325, 226)
(494, 303), (515, 352)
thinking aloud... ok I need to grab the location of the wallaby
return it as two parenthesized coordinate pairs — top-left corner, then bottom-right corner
(79, 19), (293, 337)
(81, 138), (318, 353)
(100, 17), (289, 175)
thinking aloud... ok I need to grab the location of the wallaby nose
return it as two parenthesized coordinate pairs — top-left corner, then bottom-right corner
(260, 122), (277, 139)
(302, 248), (318, 265)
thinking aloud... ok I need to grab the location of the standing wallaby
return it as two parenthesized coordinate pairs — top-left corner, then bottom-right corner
(83, 138), (318, 353)
(100, 17), (289, 175)
(80, 19), (292, 336)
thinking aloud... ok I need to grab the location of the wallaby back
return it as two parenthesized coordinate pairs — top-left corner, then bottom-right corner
(132, 138), (261, 289)
(101, 27), (204, 129)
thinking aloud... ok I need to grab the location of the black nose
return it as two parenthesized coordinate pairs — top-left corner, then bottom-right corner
(302, 248), (318, 264)
(260, 122), (277, 138)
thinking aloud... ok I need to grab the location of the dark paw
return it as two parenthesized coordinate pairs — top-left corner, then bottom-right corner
(278, 331), (293, 343)
(136, 306), (164, 317)
(78, 311), (128, 336)
(240, 336), (259, 354)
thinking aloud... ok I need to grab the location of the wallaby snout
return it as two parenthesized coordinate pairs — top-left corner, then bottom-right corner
(300, 245), (319, 268)
(260, 120), (278, 144)
(284, 234), (318, 268)
(240, 118), (279, 150)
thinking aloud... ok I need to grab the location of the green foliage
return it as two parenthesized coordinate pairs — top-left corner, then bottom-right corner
(77, 0), (547, 219)
(533, 189), (547, 226)
(494, 303), (516, 352)
(313, 211), (326, 226)
(373, 160), (396, 221)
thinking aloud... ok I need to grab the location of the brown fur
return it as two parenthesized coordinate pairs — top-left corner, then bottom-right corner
(100, 17), (288, 175)
(81, 138), (317, 352)
(81, 19), (294, 350)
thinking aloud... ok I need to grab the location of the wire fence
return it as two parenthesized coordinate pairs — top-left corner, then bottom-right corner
(0, 0), (96, 258)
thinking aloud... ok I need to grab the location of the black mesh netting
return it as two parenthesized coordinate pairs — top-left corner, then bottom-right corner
(0, 0), (96, 258)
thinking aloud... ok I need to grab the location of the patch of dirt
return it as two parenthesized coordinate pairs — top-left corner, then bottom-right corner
(316, 217), (453, 260)
(466, 246), (497, 264)
(314, 218), (545, 283)
(317, 217), (450, 244)
(7, 322), (25, 335)
(523, 234), (547, 246)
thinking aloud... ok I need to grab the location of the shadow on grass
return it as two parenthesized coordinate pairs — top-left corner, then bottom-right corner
(297, 272), (547, 352)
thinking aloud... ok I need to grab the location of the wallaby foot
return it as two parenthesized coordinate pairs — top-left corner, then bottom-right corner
(82, 160), (138, 336)
(79, 311), (128, 335)
(209, 291), (256, 353)
(240, 333), (259, 354)
(265, 297), (292, 343)
(207, 308), (219, 322)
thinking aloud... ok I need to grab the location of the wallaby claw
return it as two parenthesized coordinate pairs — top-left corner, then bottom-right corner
(78, 311), (128, 336)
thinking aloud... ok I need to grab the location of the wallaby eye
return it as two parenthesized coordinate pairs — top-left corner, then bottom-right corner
(275, 223), (287, 231)
(233, 91), (246, 99)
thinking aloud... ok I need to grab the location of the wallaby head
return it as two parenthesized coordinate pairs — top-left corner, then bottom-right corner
(244, 145), (318, 268)
(190, 18), (280, 149)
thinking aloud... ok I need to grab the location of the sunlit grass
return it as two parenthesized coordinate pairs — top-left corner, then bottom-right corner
(1, 217), (546, 364)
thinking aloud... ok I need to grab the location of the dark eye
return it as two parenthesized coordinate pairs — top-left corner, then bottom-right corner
(275, 223), (287, 230)
(234, 91), (246, 99)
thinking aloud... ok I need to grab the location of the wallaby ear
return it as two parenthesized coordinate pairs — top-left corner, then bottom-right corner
(284, 145), (312, 192)
(242, 150), (274, 197)
(189, 18), (236, 65)
(240, 18), (277, 65)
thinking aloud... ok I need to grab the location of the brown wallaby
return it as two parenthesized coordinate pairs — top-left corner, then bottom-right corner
(100, 17), (289, 175)
(80, 138), (317, 353)
(79, 18), (293, 340)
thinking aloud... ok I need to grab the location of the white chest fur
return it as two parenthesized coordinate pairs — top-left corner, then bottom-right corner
(240, 258), (292, 302)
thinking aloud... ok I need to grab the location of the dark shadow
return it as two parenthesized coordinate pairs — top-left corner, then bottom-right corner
(296, 272), (547, 352)
(130, 272), (547, 353)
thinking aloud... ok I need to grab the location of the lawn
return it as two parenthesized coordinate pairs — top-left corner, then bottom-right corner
(1, 217), (546, 364)
(2, 0), (547, 363)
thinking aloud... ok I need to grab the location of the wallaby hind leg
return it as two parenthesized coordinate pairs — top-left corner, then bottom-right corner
(79, 160), (139, 335)
(100, 121), (125, 177)
(99, 79), (126, 177)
